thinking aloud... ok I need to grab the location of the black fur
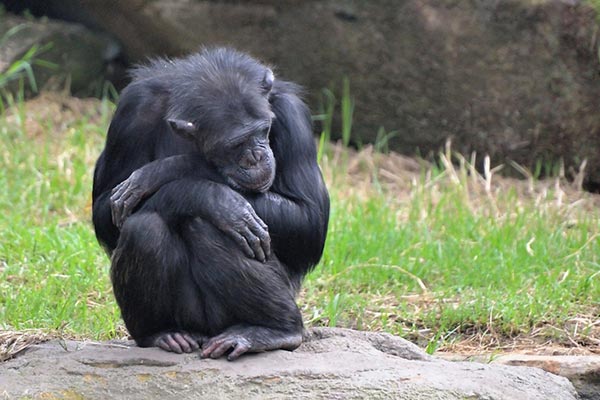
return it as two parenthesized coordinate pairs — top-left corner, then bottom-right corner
(92, 48), (329, 360)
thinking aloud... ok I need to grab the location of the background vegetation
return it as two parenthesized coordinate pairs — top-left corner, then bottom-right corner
(0, 87), (598, 356)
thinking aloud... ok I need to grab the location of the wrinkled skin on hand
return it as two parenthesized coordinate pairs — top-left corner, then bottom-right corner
(110, 169), (147, 229)
(200, 186), (271, 262)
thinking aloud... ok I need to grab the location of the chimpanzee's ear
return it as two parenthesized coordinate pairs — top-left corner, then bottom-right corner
(167, 119), (196, 140)
(261, 68), (274, 95)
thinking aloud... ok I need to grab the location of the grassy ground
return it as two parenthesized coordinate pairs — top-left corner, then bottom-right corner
(1, 94), (599, 360)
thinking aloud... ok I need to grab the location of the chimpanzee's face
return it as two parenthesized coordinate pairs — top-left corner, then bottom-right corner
(207, 114), (276, 193)
(166, 68), (276, 193)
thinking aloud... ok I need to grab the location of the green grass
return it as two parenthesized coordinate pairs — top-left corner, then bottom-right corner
(0, 98), (120, 339)
(306, 147), (600, 352)
(309, 173), (598, 339)
(0, 96), (599, 354)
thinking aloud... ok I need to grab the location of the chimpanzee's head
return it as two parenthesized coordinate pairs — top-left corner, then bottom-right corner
(166, 48), (276, 193)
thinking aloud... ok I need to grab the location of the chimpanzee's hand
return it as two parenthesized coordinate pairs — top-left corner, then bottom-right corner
(110, 169), (147, 229)
(204, 188), (271, 262)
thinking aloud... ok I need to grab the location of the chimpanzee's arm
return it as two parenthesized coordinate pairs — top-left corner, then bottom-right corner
(107, 146), (323, 270)
(109, 82), (330, 274)
(93, 80), (268, 259)
(109, 153), (221, 228)
(246, 82), (330, 275)
(136, 177), (271, 262)
(247, 185), (328, 275)
(92, 81), (164, 252)
(97, 150), (270, 261)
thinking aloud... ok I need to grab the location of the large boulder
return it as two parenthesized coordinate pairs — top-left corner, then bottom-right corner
(157, 0), (600, 189)
(0, 13), (119, 96)
(0, 328), (579, 399)
(6, 0), (600, 187)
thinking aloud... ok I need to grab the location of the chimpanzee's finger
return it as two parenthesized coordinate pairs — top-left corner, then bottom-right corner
(158, 335), (183, 354)
(110, 182), (129, 226)
(110, 197), (122, 228)
(250, 209), (268, 231)
(227, 340), (251, 361)
(201, 335), (221, 358)
(242, 227), (266, 262)
(226, 229), (255, 259)
(121, 193), (140, 220)
(209, 339), (235, 359)
(248, 220), (270, 260)
(110, 180), (127, 200)
(111, 193), (130, 228)
(111, 187), (143, 229)
(172, 332), (193, 353)
(245, 210), (270, 258)
(180, 332), (202, 351)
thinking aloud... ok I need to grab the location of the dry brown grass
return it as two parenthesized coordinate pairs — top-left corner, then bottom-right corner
(0, 330), (51, 361)
(319, 140), (600, 356)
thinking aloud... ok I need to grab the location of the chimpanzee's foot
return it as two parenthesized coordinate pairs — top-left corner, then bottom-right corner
(201, 324), (302, 361)
(144, 331), (205, 354)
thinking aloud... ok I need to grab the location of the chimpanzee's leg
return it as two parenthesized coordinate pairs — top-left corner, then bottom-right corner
(183, 218), (304, 361)
(110, 212), (206, 353)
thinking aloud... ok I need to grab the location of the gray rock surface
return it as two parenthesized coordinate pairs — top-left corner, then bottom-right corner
(0, 328), (579, 400)
(442, 353), (600, 400)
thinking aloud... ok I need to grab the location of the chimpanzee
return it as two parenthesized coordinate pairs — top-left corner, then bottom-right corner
(91, 48), (329, 360)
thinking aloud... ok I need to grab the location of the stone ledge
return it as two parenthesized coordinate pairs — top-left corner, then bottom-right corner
(0, 328), (578, 400)
(440, 353), (600, 400)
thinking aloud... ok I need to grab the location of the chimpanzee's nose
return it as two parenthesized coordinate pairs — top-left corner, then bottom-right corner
(241, 148), (265, 168)
(252, 148), (265, 163)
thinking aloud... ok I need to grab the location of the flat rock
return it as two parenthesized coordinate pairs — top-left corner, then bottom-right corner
(442, 353), (600, 400)
(0, 328), (578, 400)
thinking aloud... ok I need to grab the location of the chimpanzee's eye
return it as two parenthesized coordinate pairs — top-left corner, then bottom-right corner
(235, 141), (246, 152)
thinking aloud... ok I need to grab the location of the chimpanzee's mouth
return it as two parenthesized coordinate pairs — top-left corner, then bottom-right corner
(226, 168), (274, 193)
